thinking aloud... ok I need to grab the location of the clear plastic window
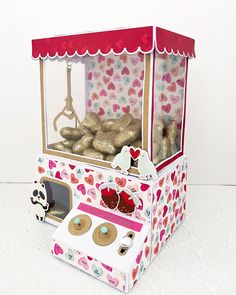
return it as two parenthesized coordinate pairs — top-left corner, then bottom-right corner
(43, 53), (145, 164)
(152, 53), (186, 164)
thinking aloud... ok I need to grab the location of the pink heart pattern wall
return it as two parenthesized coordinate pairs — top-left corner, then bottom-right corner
(37, 155), (187, 292)
(86, 52), (145, 119)
(154, 53), (187, 126)
(37, 156), (153, 223)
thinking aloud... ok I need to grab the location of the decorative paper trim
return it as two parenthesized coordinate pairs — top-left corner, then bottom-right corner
(32, 26), (195, 60)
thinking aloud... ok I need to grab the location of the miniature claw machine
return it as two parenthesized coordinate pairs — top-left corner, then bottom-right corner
(31, 26), (195, 292)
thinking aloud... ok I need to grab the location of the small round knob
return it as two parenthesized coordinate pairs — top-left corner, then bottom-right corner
(73, 217), (81, 230)
(73, 217), (81, 225)
(100, 226), (109, 234)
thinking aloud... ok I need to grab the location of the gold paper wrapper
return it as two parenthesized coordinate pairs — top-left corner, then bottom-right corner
(131, 139), (142, 149)
(62, 140), (77, 148)
(131, 118), (142, 129)
(166, 120), (178, 139)
(106, 154), (116, 162)
(166, 120), (178, 155)
(102, 118), (117, 131)
(114, 124), (140, 147)
(111, 113), (133, 132)
(72, 134), (94, 154)
(81, 112), (102, 134)
(60, 127), (84, 140)
(158, 137), (172, 162)
(82, 148), (106, 160)
(48, 202), (69, 219)
(93, 131), (118, 155)
(51, 142), (72, 153)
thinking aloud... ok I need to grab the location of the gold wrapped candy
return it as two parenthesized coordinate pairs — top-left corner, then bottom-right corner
(82, 148), (106, 160)
(131, 139), (142, 149)
(51, 111), (145, 163)
(111, 113), (133, 132)
(102, 118), (117, 131)
(93, 131), (118, 155)
(81, 112), (102, 134)
(62, 140), (77, 148)
(158, 137), (172, 162)
(166, 120), (178, 155)
(106, 154), (116, 162)
(152, 120), (179, 164)
(51, 142), (72, 153)
(60, 127), (84, 140)
(48, 202), (69, 220)
(114, 124), (141, 147)
(72, 134), (94, 154)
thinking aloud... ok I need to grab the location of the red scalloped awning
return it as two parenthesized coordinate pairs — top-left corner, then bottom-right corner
(32, 26), (195, 59)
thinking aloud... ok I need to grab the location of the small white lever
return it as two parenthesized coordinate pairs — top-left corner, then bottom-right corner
(120, 236), (133, 249)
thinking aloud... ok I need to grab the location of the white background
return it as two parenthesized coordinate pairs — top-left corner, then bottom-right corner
(0, 0), (235, 184)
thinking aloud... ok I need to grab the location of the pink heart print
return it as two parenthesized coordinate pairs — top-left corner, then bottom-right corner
(54, 243), (63, 255)
(177, 78), (185, 87)
(113, 104), (120, 112)
(99, 89), (107, 97)
(132, 79), (141, 88)
(103, 76), (110, 84)
(98, 55), (105, 63)
(106, 68), (114, 77)
(162, 73), (171, 83)
(55, 171), (62, 180)
(77, 184), (86, 195)
(130, 57), (139, 66)
(49, 160), (56, 169)
(138, 89), (143, 97)
(108, 82), (115, 90)
(93, 71), (100, 79)
(98, 107), (105, 116)
(128, 87), (136, 95)
(88, 188), (97, 199)
(159, 93), (168, 102)
(136, 250), (143, 264)
(129, 97), (137, 106)
(160, 229), (166, 241)
(61, 169), (69, 179)
(122, 106), (130, 113)
(78, 257), (89, 270)
(109, 92), (116, 100)
(121, 66), (129, 75)
(88, 72), (92, 80)
(161, 103), (171, 113)
(107, 274), (119, 287)
(140, 70), (144, 80)
(180, 58), (186, 67)
(170, 95), (180, 104)
(101, 263), (112, 272)
(113, 73), (121, 81)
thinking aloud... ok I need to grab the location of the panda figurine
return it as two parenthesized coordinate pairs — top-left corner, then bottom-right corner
(30, 181), (49, 222)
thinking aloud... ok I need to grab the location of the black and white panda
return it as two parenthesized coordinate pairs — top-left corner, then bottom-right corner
(30, 181), (49, 222)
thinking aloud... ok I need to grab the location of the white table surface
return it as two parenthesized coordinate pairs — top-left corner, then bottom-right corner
(0, 184), (235, 295)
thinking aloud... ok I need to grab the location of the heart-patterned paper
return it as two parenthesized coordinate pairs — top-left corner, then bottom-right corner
(154, 53), (186, 126)
(86, 52), (144, 119)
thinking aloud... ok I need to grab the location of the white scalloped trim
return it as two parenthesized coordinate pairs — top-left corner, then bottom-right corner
(32, 26), (195, 60)
(32, 46), (155, 60)
(155, 44), (195, 58)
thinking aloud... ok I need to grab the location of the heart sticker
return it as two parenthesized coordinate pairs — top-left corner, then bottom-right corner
(130, 147), (141, 160)
(54, 243), (63, 256)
